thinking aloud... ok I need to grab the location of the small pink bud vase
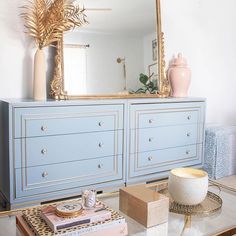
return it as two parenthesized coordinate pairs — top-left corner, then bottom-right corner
(168, 53), (191, 97)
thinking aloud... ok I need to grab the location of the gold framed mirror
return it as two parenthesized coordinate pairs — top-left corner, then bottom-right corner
(50, 0), (170, 100)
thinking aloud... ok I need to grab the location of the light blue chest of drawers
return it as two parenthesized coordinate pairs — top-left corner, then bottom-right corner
(0, 98), (205, 209)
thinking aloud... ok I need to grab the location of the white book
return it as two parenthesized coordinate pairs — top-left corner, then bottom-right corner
(60, 219), (126, 236)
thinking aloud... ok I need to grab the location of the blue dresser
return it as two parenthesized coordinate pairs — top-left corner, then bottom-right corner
(0, 98), (205, 209)
(127, 100), (205, 184)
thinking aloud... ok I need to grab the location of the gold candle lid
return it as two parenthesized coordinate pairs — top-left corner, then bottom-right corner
(55, 201), (83, 218)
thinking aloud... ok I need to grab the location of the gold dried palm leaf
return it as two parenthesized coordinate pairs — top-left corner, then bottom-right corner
(21, 0), (88, 49)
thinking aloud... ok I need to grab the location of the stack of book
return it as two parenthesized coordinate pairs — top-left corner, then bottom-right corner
(16, 201), (128, 236)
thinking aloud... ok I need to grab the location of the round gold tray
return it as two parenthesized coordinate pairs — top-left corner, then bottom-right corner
(159, 189), (222, 216)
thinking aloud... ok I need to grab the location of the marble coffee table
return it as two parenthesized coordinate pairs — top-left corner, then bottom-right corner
(0, 182), (236, 236)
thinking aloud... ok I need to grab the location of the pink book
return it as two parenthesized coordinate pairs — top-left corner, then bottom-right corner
(41, 205), (111, 232)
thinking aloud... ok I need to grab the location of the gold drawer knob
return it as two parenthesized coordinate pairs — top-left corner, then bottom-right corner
(149, 137), (154, 142)
(187, 115), (191, 120)
(186, 150), (190, 155)
(98, 121), (104, 127)
(149, 119), (154, 124)
(187, 133), (191, 137)
(148, 156), (153, 161)
(98, 142), (104, 148)
(98, 164), (103, 169)
(42, 172), (48, 178)
(41, 126), (47, 131)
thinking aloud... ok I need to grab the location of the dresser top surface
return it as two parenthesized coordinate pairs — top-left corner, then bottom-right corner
(1, 97), (206, 107)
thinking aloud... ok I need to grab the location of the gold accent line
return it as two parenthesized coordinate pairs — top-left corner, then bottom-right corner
(156, 0), (170, 97)
(53, 94), (166, 100)
(181, 216), (192, 236)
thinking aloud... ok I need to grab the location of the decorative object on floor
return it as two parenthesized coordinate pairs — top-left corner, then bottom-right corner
(119, 184), (169, 228)
(130, 73), (158, 94)
(20, 200), (128, 235)
(21, 0), (88, 100)
(82, 189), (97, 209)
(204, 126), (236, 179)
(168, 168), (208, 205)
(168, 53), (191, 97)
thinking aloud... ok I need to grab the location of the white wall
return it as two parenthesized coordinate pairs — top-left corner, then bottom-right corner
(1, 0), (236, 124)
(162, 0), (236, 125)
(0, 0), (55, 99)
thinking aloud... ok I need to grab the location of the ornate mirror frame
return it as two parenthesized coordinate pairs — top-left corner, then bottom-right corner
(50, 0), (170, 100)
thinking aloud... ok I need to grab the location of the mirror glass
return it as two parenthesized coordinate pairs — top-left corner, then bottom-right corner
(63, 0), (158, 96)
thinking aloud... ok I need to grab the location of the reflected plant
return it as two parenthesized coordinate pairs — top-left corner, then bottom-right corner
(131, 73), (158, 94)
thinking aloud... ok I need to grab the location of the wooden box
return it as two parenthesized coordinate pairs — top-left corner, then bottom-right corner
(119, 184), (169, 228)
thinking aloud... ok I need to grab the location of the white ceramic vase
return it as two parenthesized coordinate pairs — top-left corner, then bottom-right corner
(33, 48), (46, 100)
(168, 168), (208, 205)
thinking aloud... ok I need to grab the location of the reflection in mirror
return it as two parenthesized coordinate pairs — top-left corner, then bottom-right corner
(63, 0), (158, 96)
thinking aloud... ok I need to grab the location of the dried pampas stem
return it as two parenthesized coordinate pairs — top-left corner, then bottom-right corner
(21, 0), (88, 49)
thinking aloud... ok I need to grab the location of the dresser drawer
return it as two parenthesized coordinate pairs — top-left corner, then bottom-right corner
(129, 144), (202, 178)
(130, 102), (205, 129)
(15, 155), (123, 198)
(14, 130), (123, 168)
(130, 124), (203, 154)
(14, 105), (123, 138)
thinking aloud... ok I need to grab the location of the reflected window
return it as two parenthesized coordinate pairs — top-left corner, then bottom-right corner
(64, 45), (87, 95)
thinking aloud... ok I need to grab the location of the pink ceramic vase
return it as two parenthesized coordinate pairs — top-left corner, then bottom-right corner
(168, 53), (191, 97)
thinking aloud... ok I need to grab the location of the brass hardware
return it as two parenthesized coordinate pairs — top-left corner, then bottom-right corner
(41, 126), (47, 131)
(98, 164), (103, 169)
(42, 172), (48, 178)
(187, 133), (191, 137)
(149, 137), (154, 142)
(148, 156), (153, 161)
(98, 121), (104, 127)
(50, 0), (170, 99)
(98, 142), (104, 148)
(186, 150), (190, 155)
(149, 119), (154, 124)
(187, 115), (191, 120)
(41, 149), (47, 155)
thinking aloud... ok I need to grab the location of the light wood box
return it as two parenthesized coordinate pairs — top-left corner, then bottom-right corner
(119, 184), (169, 228)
